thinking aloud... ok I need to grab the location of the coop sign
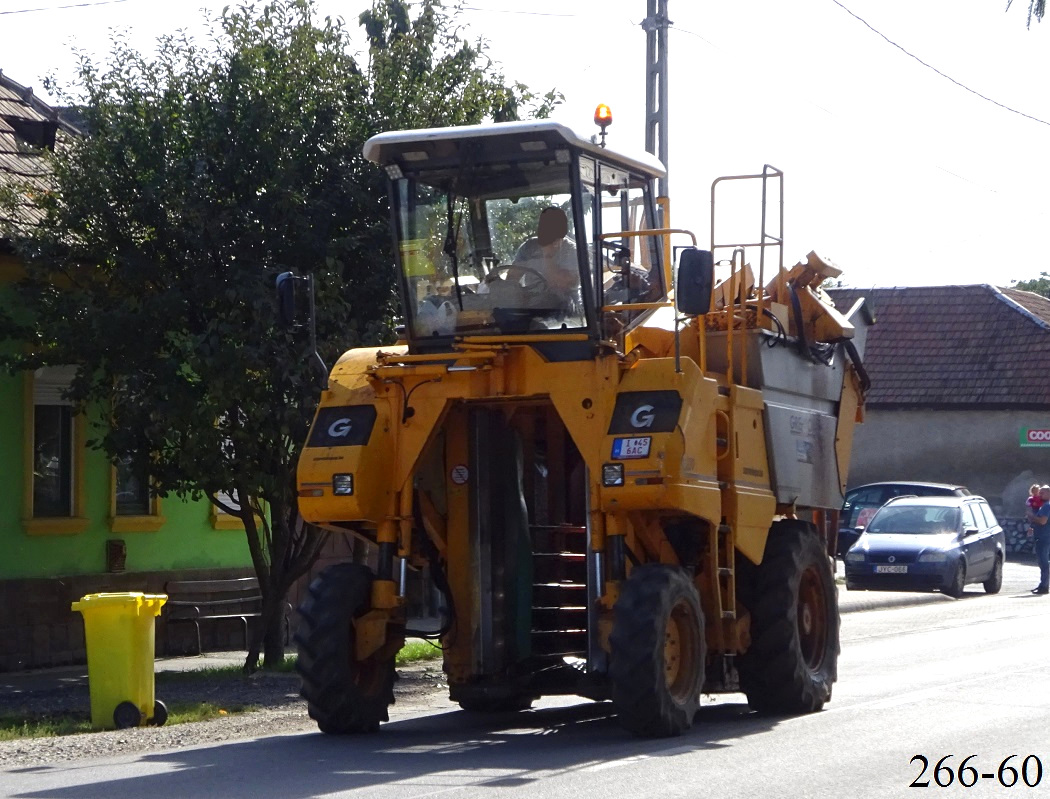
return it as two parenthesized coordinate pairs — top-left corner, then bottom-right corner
(1020, 428), (1050, 447)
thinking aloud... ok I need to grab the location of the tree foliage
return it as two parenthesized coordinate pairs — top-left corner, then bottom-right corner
(1012, 272), (1050, 296)
(1008, 0), (1046, 28)
(0, 0), (559, 669)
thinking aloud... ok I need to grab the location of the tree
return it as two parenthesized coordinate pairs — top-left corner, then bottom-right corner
(1012, 273), (1050, 296)
(0, 0), (558, 670)
(1007, 0), (1046, 28)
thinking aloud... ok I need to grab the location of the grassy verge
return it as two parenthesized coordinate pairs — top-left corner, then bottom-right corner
(0, 702), (258, 741)
(0, 715), (93, 740)
(395, 640), (443, 665)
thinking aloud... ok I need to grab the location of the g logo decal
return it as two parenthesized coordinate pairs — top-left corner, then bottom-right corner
(327, 418), (353, 438)
(630, 405), (655, 429)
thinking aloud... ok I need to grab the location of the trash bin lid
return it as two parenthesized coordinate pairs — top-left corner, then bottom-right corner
(72, 592), (168, 613)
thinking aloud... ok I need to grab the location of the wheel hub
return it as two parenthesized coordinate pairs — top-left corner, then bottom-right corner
(664, 617), (682, 687)
(797, 566), (828, 669)
(800, 603), (813, 635)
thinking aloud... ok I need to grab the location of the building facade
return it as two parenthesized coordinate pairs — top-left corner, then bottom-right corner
(830, 284), (1050, 554)
(1, 71), (254, 672)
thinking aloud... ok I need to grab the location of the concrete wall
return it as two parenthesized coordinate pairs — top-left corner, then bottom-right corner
(849, 407), (1050, 543)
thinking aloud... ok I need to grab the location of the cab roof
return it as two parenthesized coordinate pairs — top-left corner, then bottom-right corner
(363, 119), (667, 180)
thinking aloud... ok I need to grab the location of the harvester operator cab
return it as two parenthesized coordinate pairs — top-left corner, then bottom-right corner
(363, 120), (671, 352)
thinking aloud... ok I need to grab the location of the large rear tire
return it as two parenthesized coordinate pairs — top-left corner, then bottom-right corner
(295, 563), (396, 734)
(610, 564), (706, 737)
(738, 521), (839, 715)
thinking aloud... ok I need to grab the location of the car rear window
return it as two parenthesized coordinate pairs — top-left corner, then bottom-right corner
(978, 502), (998, 527)
(867, 505), (961, 534)
(962, 504), (981, 530)
(842, 484), (966, 529)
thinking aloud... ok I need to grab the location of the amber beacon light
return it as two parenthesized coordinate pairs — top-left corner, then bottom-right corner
(594, 103), (613, 147)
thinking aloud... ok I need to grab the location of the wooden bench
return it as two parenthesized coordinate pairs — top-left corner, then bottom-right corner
(163, 578), (277, 655)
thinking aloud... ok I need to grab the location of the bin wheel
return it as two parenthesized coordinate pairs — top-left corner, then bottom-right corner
(114, 701), (142, 729)
(148, 700), (168, 727)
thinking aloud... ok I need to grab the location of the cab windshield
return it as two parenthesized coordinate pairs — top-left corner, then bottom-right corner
(391, 154), (664, 342)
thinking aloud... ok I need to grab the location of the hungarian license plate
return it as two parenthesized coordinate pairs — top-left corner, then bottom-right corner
(875, 564), (908, 574)
(612, 437), (652, 459)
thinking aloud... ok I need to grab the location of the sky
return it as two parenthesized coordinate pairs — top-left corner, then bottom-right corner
(1, 0), (1049, 289)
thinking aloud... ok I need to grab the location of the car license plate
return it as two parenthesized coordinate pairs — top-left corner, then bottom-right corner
(612, 437), (651, 459)
(875, 564), (908, 574)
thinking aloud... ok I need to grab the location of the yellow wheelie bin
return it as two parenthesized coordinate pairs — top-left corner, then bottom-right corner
(71, 592), (168, 730)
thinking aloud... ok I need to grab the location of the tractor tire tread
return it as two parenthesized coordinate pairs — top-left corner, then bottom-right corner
(737, 521), (840, 716)
(294, 562), (396, 734)
(609, 564), (705, 737)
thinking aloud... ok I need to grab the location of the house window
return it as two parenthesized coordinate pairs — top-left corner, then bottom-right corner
(108, 453), (165, 533)
(209, 489), (267, 531)
(115, 455), (150, 516)
(33, 403), (74, 516)
(210, 490), (245, 530)
(23, 367), (88, 534)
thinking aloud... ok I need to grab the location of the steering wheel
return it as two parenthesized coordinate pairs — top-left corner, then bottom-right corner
(487, 264), (550, 295)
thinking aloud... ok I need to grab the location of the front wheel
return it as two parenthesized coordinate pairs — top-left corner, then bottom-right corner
(983, 556), (1003, 594)
(295, 563), (397, 734)
(737, 521), (839, 715)
(609, 564), (706, 737)
(945, 561), (966, 598)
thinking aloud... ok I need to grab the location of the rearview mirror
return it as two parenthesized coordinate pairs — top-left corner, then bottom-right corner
(276, 271), (296, 328)
(676, 248), (714, 316)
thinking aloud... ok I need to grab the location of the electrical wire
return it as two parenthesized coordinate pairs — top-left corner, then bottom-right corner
(829, 0), (1050, 127)
(459, 5), (574, 17)
(0, 0), (129, 15)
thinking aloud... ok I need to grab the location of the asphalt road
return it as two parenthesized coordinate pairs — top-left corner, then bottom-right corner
(3, 560), (1048, 799)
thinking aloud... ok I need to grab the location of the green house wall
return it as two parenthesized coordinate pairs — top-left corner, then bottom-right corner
(0, 369), (253, 579)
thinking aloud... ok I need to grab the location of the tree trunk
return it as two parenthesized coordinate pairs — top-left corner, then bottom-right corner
(239, 492), (326, 673)
(259, 593), (288, 669)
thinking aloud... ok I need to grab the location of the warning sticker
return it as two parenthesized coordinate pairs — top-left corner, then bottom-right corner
(450, 464), (469, 485)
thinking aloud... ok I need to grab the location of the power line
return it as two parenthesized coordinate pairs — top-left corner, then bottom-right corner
(671, 25), (718, 49)
(830, 0), (1050, 127)
(459, 6), (575, 17)
(0, 0), (129, 15)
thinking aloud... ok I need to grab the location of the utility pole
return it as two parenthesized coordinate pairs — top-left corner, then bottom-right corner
(643, 0), (671, 201)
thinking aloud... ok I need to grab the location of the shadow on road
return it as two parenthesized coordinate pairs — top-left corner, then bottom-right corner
(7, 700), (780, 799)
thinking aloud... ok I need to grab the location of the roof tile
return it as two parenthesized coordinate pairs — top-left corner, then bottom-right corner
(828, 285), (1050, 408)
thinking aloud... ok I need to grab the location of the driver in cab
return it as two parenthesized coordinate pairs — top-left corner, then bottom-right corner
(484, 207), (579, 307)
